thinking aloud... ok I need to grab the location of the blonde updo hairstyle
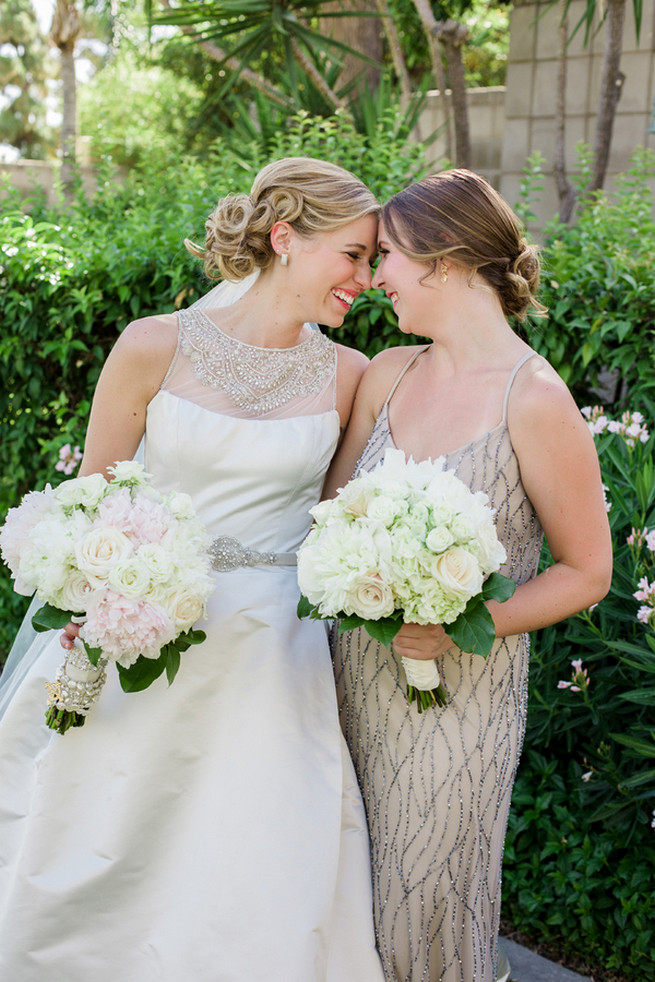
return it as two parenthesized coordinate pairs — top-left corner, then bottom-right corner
(186, 157), (379, 282)
(381, 168), (545, 322)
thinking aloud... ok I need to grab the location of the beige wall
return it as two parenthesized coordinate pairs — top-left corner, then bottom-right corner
(499, 0), (655, 222)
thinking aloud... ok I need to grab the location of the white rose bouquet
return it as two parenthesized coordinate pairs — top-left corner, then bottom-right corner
(0, 461), (215, 734)
(297, 449), (515, 711)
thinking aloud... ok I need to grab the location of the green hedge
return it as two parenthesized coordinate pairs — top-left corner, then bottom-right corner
(503, 406), (655, 979)
(521, 147), (655, 410)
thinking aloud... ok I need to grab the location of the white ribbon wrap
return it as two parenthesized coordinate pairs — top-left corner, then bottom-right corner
(401, 656), (441, 691)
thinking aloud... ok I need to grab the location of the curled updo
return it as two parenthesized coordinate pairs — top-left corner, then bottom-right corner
(381, 169), (545, 322)
(186, 157), (379, 281)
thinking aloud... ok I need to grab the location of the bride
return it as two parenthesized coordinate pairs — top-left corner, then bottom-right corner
(0, 157), (384, 981)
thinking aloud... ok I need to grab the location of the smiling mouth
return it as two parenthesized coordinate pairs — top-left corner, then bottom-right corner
(389, 292), (399, 305)
(332, 289), (355, 309)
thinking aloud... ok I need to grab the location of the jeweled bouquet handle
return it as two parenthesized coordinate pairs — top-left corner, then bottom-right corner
(297, 448), (516, 711)
(0, 461), (215, 734)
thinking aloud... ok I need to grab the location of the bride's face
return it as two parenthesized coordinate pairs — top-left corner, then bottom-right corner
(289, 214), (377, 328)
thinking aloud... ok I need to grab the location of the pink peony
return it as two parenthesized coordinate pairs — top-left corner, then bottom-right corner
(83, 590), (176, 667)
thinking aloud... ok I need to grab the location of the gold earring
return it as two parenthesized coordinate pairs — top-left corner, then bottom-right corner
(440, 262), (448, 283)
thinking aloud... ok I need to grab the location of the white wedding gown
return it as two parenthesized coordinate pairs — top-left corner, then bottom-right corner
(0, 307), (383, 981)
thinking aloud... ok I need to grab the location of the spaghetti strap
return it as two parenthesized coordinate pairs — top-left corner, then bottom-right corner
(502, 351), (538, 423)
(384, 345), (430, 407)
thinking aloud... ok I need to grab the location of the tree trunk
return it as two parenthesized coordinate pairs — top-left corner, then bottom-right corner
(410, 0), (452, 161)
(290, 35), (347, 109)
(434, 19), (471, 169)
(320, 0), (382, 93)
(375, 0), (411, 99)
(554, 0), (576, 222)
(592, 0), (627, 190)
(50, 0), (80, 203)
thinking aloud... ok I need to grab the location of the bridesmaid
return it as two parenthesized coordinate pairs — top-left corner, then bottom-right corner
(325, 169), (612, 982)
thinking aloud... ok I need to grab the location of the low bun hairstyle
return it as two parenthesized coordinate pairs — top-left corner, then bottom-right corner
(186, 157), (379, 282)
(381, 168), (545, 322)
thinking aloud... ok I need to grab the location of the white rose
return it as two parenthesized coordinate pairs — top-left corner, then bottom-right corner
(367, 494), (405, 527)
(137, 543), (175, 583)
(426, 526), (456, 553)
(166, 491), (195, 520)
(108, 558), (153, 598)
(433, 547), (483, 600)
(58, 568), (94, 613)
(344, 572), (395, 620)
(54, 473), (108, 511)
(164, 586), (206, 631)
(75, 527), (134, 586)
(108, 460), (150, 485)
(471, 523), (507, 573)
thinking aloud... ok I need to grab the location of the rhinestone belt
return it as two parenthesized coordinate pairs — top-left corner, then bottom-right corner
(208, 535), (298, 572)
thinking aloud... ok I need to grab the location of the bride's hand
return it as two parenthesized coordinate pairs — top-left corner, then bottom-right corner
(60, 622), (80, 650)
(392, 622), (453, 661)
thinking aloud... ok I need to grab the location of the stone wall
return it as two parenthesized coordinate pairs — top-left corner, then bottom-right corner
(498, 0), (655, 221)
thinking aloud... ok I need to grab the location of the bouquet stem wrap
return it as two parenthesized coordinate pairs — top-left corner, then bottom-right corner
(45, 641), (108, 734)
(400, 656), (448, 711)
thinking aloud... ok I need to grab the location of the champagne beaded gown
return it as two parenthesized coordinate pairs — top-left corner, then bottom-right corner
(0, 308), (384, 982)
(333, 349), (543, 982)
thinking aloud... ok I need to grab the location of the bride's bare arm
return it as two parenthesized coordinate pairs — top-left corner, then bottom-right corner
(60, 314), (178, 649)
(78, 314), (178, 478)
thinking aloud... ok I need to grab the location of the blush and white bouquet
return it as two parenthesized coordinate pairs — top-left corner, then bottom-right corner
(297, 448), (515, 711)
(0, 461), (215, 733)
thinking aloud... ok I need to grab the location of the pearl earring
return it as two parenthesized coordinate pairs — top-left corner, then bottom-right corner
(280, 253), (288, 267)
(440, 262), (448, 284)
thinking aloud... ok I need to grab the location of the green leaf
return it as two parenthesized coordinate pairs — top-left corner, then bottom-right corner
(363, 615), (403, 647)
(297, 594), (314, 619)
(117, 653), (167, 693)
(82, 641), (104, 667)
(31, 604), (75, 633)
(165, 646), (181, 686)
(447, 602), (496, 657)
(482, 571), (516, 603)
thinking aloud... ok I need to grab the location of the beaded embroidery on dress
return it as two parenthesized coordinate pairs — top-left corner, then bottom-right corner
(165, 308), (336, 418)
(333, 350), (543, 982)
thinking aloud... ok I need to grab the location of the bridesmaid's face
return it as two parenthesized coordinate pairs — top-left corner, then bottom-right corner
(290, 213), (377, 328)
(373, 222), (441, 335)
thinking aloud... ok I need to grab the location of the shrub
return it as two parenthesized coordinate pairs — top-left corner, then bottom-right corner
(520, 147), (655, 409)
(503, 751), (655, 980)
(503, 404), (655, 978)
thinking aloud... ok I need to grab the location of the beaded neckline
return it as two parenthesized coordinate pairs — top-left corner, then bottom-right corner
(176, 308), (335, 416)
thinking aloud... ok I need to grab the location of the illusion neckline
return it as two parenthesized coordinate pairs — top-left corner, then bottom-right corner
(195, 308), (318, 353)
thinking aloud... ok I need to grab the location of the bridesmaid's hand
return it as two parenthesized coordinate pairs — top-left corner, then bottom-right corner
(392, 622), (453, 661)
(60, 621), (80, 650)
